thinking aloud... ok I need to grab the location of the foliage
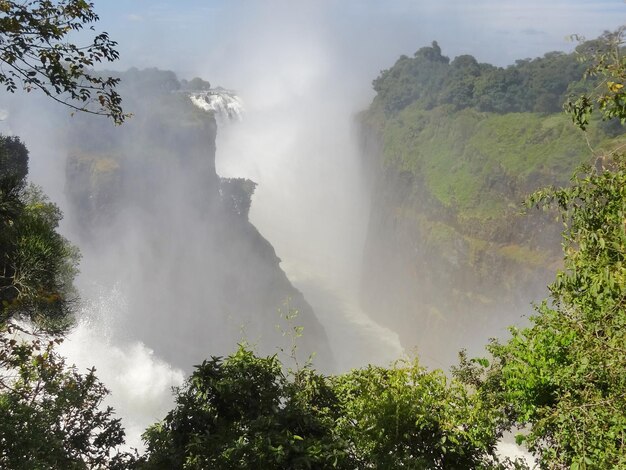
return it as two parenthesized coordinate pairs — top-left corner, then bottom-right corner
(455, 30), (626, 468)
(365, 37), (626, 226)
(141, 345), (525, 469)
(0, 325), (134, 469)
(0, 135), (27, 233)
(565, 28), (626, 131)
(470, 157), (626, 469)
(139, 346), (352, 470)
(0, 0), (125, 123)
(373, 41), (450, 113)
(380, 106), (596, 220)
(333, 361), (513, 469)
(372, 41), (587, 116)
(0, 136), (79, 333)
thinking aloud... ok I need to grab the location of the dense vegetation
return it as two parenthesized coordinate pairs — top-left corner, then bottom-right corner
(359, 35), (626, 368)
(365, 37), (626, 221)
(0, 136), (78, 332)
(372, 40), (599, 116)
(137, 346), (516, 469)
(480, 33), (626, 467)
(489, 160), (626, 468)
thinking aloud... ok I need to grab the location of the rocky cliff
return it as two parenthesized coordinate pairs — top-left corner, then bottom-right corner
(63, 68), (330, 369)
(358, 45), (626, 366)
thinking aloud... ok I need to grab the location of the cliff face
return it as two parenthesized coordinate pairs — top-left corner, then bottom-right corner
(357, 50), (625, 366)
(64, 69), (330, 369)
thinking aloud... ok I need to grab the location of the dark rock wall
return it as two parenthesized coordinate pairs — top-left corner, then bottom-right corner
(63, 70), (330, 370)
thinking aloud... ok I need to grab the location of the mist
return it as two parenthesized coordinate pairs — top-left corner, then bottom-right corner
(0, 7), (402, 445)
(210, 10), (406, 369)
(1, 0), (623, 454)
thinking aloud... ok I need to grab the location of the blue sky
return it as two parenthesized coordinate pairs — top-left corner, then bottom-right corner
(91, 1), (625, 82)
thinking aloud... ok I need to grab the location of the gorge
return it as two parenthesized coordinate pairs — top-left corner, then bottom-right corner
(2, 2), (626, 466)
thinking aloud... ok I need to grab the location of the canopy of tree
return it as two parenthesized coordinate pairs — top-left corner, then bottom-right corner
(138, 346), (516, 469)
(0, 0), (125, 123)
(0, 327), (134, 469)
(372, 40), (592, 115)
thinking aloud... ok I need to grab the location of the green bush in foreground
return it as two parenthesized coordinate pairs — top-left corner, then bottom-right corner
(469, 156), (626, 469)
(139, 346), (525, 469)
(0, 327), (134, 469)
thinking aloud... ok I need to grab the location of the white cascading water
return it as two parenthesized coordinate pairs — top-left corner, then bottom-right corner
(195, 89), (405, 371)
(189, 89), (244, 121)
(191, 88), (534, 466)
(58, 284), (185, 450)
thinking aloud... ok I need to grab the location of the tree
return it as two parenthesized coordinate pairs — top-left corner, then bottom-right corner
(140, 346), (352, 470)
(333, 361), (514, 469)
(0, 136), (79, 333)
(565, 28), (626, 130)
(141, 345), (526, 470)
(0, 0), (125, 124)
(0, 325), (134, 469)
(457, 29), (626, 469)
(474, 157), (626, 469)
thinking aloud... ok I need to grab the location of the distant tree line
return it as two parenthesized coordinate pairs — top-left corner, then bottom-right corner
(372, 38), (612, 116)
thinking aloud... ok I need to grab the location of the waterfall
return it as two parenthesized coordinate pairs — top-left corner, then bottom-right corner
(195, 87), (406, 371)
(189, 89), (244, 121)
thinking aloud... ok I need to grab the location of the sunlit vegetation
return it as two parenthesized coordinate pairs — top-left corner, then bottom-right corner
(359, 35), (626, 361)
(372, 40), (588, 116)
(137, 346), (517, 469)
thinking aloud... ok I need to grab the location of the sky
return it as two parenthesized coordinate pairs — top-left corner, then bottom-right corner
(90, 0), (626, 94)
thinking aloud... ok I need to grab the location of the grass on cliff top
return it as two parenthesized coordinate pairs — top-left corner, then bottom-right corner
(381, 104), (604, 220)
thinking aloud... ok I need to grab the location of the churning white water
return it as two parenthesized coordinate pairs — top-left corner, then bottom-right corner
(59, 284), (185, 451)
